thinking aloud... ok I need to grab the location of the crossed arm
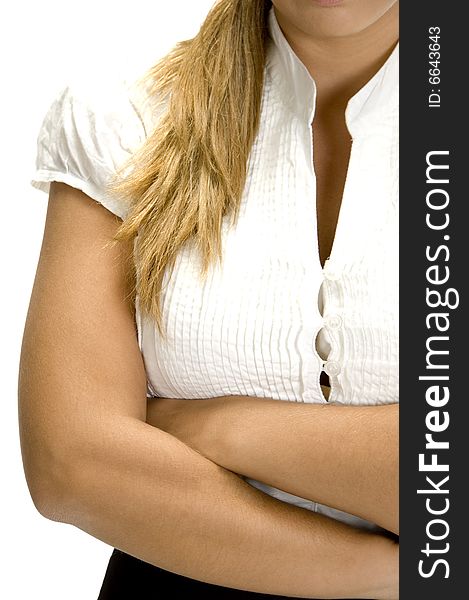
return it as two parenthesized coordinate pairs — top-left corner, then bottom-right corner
(146, 395), (399, 535)
(19, 184), (399, 600)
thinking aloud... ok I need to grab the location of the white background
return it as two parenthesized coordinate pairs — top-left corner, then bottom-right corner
(1, 1), (214, 598)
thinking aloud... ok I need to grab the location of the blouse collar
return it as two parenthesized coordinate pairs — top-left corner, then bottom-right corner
(265, 6), (399, 135)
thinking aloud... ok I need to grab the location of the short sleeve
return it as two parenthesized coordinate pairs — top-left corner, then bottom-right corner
(30, 77), (150, 220)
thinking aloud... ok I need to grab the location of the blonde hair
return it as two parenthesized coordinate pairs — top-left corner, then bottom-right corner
(107, 0), (272, 337)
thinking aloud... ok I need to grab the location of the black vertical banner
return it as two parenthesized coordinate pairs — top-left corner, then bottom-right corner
(400, 2), (467, 598)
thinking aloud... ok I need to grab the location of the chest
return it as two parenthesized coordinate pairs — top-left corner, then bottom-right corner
(136, 98), (399, 406)
(312, 115), (353, 267)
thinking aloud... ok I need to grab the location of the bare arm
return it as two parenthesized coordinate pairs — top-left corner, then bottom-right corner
(146, 394), (399, 535)
(18, 183), (397, 599)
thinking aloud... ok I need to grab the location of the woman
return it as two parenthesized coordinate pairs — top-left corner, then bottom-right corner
(19, 0), (399, 598)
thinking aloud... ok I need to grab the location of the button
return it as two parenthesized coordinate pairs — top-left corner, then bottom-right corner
(323, 264), (341, 281)
(324, 314), (343, 329)
(323, 360), (341, 377)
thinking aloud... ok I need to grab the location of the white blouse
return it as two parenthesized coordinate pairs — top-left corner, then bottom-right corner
(31, 8), (399, 532)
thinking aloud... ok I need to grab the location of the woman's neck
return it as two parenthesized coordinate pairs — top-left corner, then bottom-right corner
(274, 3), (399, 110)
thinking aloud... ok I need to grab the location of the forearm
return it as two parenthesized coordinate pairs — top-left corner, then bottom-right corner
(51, 415), (397, 599)
(213, 398), (398, 533)
(148, 397), (398, 534)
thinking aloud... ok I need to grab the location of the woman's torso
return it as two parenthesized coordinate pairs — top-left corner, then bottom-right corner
(135, 10), (399, 532)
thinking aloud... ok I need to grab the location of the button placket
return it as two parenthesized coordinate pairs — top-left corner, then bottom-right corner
(318, 267), (345, 402)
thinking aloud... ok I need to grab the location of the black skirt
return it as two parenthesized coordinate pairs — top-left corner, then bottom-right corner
(97, 548), (352, 599)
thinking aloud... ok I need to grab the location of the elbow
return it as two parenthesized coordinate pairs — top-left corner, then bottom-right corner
(27, 480), (66, 523)
(21, 440), (80, 524)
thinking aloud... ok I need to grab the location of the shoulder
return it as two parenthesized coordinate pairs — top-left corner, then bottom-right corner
(31, 72), (162, 220)
(37, 73), (154, 165)
(55, 73), (158, 143)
